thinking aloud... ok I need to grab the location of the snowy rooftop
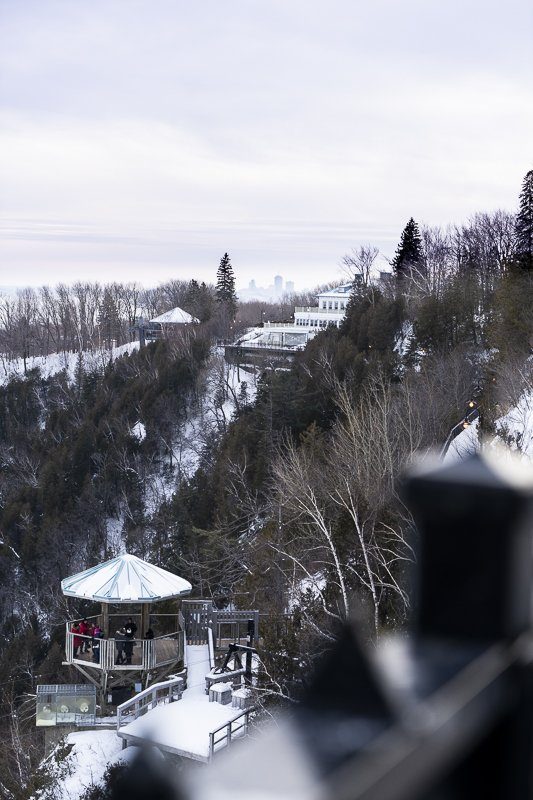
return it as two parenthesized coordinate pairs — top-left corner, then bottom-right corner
(316, 283), (353, 299)
(61, 553), (192, 604)
(150, 307), (199, 324)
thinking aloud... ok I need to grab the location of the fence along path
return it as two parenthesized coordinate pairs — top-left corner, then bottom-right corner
(182, 600), (259, 647)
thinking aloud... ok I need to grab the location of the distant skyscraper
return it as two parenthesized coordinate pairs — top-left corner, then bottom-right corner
(274, 275), (283, 295)
(285, 281), (295, 293)
(249, 279), (256, 290)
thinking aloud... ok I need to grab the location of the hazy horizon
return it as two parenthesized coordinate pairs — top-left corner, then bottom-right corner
(1, 0), (532, 289)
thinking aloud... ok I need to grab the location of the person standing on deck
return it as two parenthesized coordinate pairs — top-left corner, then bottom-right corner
(71, 622), (82, 657)
(92, 625), (103, 664)
(79, 618), (90, 653)
(115, 628), (127, 665)
(124, 625), (135, 665)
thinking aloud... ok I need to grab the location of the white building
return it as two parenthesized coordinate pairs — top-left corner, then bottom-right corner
(233, 283), (356, 353)
(145, 306), (199, 341)
(293, 283), (354, 330)
(150, 307), (199, 326)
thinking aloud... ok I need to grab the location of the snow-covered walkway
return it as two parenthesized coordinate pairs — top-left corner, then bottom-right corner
(117, 645), (243, 761)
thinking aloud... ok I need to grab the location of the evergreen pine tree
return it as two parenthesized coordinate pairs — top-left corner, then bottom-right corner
(514, 169), (533, 271)
(391, 218), (423, 278)
(98, 290), (120, 348)
(216, 252), (237, 314)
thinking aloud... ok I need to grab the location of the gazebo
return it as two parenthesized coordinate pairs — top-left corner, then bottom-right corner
(62, 553), (192, 701)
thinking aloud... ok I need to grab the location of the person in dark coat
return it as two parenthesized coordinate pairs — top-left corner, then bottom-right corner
(124, 626), (135, 665)
(79, 618), (90, 653)
(115, 628), (127, 665)
(91, 625), (103, 664)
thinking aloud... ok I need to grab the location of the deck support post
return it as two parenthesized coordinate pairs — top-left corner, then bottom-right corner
(101, 603), (109, 638)
(140, 602), (150, 639)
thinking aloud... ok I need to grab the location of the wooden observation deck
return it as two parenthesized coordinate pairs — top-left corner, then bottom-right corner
(61, 553), (192, 702)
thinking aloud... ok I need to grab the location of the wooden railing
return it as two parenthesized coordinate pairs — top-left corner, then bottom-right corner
(212, 610), (259, 648)
(208, 707), (257, 761)
(182, 600), (215, 644)
(181, 601), (259, 647)
(65, 628), (185, 671)
(117, 677), (184, 730)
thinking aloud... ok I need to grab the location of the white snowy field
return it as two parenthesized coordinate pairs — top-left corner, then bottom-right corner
(0, 341), (140, 385)
(443, 381), (533, 465)
(443, 418), (480, 464)
(34, 729), (136, 800)
(496, 389), (533, 458)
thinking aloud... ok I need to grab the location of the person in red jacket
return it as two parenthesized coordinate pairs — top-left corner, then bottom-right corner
(78, 618), (90, 653)
(71, 622), (82, 657)
(86, 620), (95, 650)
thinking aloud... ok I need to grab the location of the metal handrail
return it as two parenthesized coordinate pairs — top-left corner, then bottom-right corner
(227, 340), (307, 351)
(208, 707), (257, 760)
(207, 627), (215, 671)
(65, 629), (185, 670)
(117, 677), (184, 730)
(294, 306), (346, 314)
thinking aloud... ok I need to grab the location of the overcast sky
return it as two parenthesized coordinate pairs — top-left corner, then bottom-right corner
(1, 0), (532, 291)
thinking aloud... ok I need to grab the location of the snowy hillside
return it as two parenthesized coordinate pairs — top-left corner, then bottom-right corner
(33, 730), (135, 800)
(496, 389), (533, 457)
(443, 419), (480, 464)
(175, 355), (258, 478)
(0, 342), (140, 385)
(443, 383), (533, 465)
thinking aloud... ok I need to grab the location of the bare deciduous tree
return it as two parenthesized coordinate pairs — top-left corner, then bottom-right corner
(269, 373), (417, 639)
(342, 245), (380, 289)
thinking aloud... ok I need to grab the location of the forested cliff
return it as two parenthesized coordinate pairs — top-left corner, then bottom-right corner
(2, 170), (533, 797)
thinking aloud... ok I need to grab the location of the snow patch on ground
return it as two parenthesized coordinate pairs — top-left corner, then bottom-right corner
(143, 472), (179, 516)
(287, 572), (327, 612)
(0, 342), (139, 386)
(130, 421), (146, 442)
(105, 517), (125, 554)
(443, 387), (533, 465)
(34, 730), (136, 800)
(443, 419), (480, 464)
(394, 322), (414, 358)
(496, 390), (533, 458)
(172, 354), (258, 479)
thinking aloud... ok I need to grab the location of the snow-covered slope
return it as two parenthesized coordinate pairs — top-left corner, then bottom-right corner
(443, 384), (533, 465)
(34, 729), (136, 800)
(0, 342), (139, 385)
(169, 354), (258, 479)
(443, 419), (480, 464)
(496, 390), (533, 457)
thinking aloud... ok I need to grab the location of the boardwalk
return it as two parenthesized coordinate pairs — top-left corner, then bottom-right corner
(117, 645), (243, 761)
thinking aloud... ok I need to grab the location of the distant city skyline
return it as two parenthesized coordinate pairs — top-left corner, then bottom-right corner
(237, 274), (300, 302)
(1, 1), (532, 289)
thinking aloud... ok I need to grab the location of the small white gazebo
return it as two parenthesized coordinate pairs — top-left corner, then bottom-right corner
(62, 552), (191, 604)
(150, 307), (199, 326)
(62, 554), (192, 698)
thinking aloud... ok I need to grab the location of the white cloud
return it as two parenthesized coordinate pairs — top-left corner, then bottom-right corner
(0, 0), (532, 288)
